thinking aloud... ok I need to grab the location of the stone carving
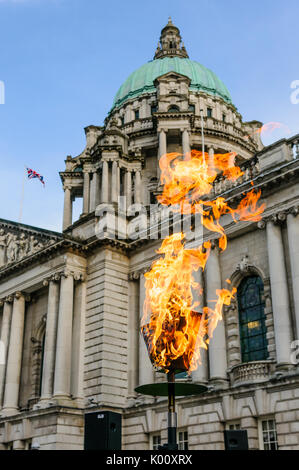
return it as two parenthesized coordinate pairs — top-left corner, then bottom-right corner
(236, 255), (250, 273)
(0, 227), (58, 269)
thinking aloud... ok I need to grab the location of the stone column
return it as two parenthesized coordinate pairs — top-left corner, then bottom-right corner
(2, 292), (26, 415)
(0, 297), (13, 407)
(159, 129), (167, 159)
(40, 276), (60, 402)
(158, 129), (167, 180)
(266, 217), (293, 368)
(134, 170), (142, 204)
(71, 276), (86, 404)
(139, 273), (154, 386)
(191, 269), (208, 383)
(111, 161), (119, 203)
(117, 165), (120, 201)
(101, 160), (109, 203)
(182, 129), (191, 156)
(63, 186), (72, 231)
(126, 170), (132, 209)
(205, 247), (228, 384)
(287, 209), (299, 341)
(83, 171), (90, 214)
(93, 171), (101, 210)
(208, 146), (214, 167)
(128, 276), (139, 399)
(53, 272), (74, 400)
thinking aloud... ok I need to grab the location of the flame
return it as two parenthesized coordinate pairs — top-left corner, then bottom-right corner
(245, 121), (291, 140)
(142, 150), (265, 373)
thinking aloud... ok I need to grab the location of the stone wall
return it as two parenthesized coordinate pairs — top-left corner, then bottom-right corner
(84, 248), (129, 408)
(123, 377), (299, 450)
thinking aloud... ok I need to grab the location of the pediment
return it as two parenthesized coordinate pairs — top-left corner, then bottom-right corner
(154, 71), (191, 85)
(0, 219), (63, 270)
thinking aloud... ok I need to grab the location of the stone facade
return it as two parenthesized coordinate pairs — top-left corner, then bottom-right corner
(0, 19), (298, 450)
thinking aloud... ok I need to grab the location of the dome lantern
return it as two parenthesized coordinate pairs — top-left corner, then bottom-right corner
(154, 17), (189, 60)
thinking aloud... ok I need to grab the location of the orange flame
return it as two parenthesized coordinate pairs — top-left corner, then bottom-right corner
(142, 150), (265, 373)
(245, 121), (291, 140)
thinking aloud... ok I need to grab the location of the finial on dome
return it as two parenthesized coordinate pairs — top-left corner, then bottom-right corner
(154, 19), (189, 59)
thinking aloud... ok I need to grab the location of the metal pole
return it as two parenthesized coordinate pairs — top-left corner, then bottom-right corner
(200, 109), (205, 164)
(167, 371), (178, 450)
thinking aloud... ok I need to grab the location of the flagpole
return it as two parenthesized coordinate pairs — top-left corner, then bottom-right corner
(18, 167), (27, 223)
(200, 109), (205, 164)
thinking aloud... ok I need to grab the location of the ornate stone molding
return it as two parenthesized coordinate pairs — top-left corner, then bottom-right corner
(0, 225), (59, 270)
(236, 255), (250, 273)
(129, 267), (150, 281)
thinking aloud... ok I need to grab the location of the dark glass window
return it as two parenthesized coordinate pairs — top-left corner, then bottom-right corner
(151, 105), (157, 114)
(237, 276), (268, 362)
(207, 108), (212, 118)
(222, 113), (226, 122)
(120, 116), (124, 126)
(168, 105), (180, 112)
(188, 104), (195, 112)
(134, 110), (139, 120)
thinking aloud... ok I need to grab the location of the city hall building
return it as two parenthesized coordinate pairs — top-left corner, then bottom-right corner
(0, 19), (298, 450)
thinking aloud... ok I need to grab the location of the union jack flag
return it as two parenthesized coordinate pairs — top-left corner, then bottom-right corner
(26, 167), (45, 186)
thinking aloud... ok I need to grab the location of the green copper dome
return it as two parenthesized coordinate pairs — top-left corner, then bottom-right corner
(112, 57), (232, 110)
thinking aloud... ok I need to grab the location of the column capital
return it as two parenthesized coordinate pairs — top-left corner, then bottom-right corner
(62, 269), (85, 282)
(288, 205), (299, 217)
(0, 295), (14, 306)
(271, 212), (287, 225)
(129, 267), (149, 281)
(257, 219), (266, 230)
(43, 272), (62, 287)
(14, 291), (30, 302)
(63, 184), (72, 192)
(210, 239), (221, 251)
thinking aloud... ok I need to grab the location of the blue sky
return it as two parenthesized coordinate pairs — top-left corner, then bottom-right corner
(0, 0), (298, 231)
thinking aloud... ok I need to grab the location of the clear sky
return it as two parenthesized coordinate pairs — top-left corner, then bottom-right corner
(0, 0), (299, 231)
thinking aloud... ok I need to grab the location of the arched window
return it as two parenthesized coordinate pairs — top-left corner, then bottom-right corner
(168, 105), (180, 112)
(237, 276), (268, 362)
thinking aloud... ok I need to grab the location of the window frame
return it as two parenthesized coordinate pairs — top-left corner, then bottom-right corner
(226, 421), (241, 430)
(151, 434), (161, 450)
(237, 275), (268, 363)
(258, 418), (278, 450)
(178, 429), (188, 450)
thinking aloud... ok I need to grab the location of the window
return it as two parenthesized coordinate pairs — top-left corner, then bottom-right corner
(226, 422), (241, 430)
(237, 276), (268, 362)
(207, 108), (212, 118)
(188, 104), (195, 112)
(150, 192), (156, 205)
(260, 419), (278, 450)
(134, 110), (139, 120)
(168, 105), (180, 112)
(152, 435), (161, 450)
(178, 430), (188, 450)
(120, 169), (125, 196)
(120, 116), (124, 126)
(151, 105), (157, 114)
(222, 113), (226, 122)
